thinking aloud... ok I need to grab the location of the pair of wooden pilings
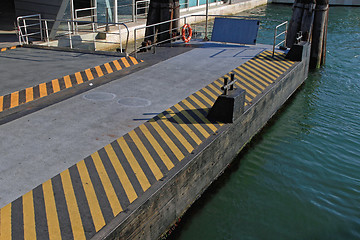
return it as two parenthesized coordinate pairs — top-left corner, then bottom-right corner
(286, 0), (329, 69)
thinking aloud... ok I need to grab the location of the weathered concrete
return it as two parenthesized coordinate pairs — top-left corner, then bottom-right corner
(94, 41), (311, 240)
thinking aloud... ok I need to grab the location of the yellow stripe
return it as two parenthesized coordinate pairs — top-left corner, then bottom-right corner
(104, 63), (113, 74)
(25, 87), (34, 103)
(192, 91), (214, 107)
(0, 203), (12, 240)
(174, 103), (210, 138)
(264, 51), (294, 66)
(10, 91), (19, 108)
(117, 137), (152, 191)
(52, 79), (61, 93)
(182, 99), (219, 132)
(77, 160), (106, 232)
(91, 152), (123, 216)
(165, 110), (202, 145)
(85, 69), (94, 81)
(104, 144), (138, 203)
(259, 54), (288, 71)
(253, 58), (283, 75)
(121, 58), (131, 68)
(0, 96), (4, 111)
(234, 68), (266, 91)
(138, 124), (175, 170)
(245, 60), (279, 80)
(10, 46), (16, 50)
(148, 120), (185, 160)
(157, 113), (194, 153)
(60, 169), (86, 240)
(263, 54), (291, 69)
(75, 72), (84, 85)
(39, 83), (48, 98)
(64, 75), (73, 88)
(129, 56), (139, 65)
(113, 60), (122, 71)
(188, 94), (227, 124)
(128, 130), (163, 181)
(1, 48), (6, 52)
(208, 83), (222, 95)
(202, 87), (219, 101)
(242, 63), (275, 84)
(233, 69), (263, 93)
(95, 66), (104, 77)
(43, 179), (62, 240)
(23, 191), (36, 240)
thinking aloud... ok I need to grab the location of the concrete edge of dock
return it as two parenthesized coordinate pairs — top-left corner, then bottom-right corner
(94, 45), (311, 239)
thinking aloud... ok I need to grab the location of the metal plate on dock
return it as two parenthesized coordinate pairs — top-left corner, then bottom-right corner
(211, 18), (260, 45)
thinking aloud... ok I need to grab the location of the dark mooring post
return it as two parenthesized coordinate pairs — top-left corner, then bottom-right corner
(144, 0), (180, 45)
(310, 0), (329, 69)
(286, 0), (305, 48)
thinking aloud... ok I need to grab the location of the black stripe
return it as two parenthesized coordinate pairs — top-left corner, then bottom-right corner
(33, 184), (50, 239)
(46, 81), (54, 95)
(143, 122), (180, 165)
(99, 65), (107, 75)
(52, 174), (74, 239)
(254, 59), (284, 75)
(11, 197), (24, 240)
(204, 85), (220, 100)
(150, 117), (190, 158)
(133, 127), (169, 176)
(97, 148), (130, 209)
(233, 73), (259, 96)
(261, 56), (288, 72)
(186, 96), (221, 127)
(69, 74), (78, 86)
(58, 78), (67, 91)
(68, 164), (96, 239)
(3, 94), (11, 110)
(117, 59), (126, 69)
(246, 60), (278, 80)
(90, 68), (98, 78)
(198, 89), (216, 103)
(234, 70), (264, 92)
(80, 71), (88, 82)
(108, 62), (117, 73)
(123, 133), (157, 184)
(193, 92), (213, 108)
(84, 155), (114, 223)
(178, 101), (215, 134)
(169, 106), (207, 142)
(32, 85), (40, 100)
(161, 110), (199, 149)
(110, 141), (144, 196)
(18, 89), (26, 105)
(241, 65), (271, 87)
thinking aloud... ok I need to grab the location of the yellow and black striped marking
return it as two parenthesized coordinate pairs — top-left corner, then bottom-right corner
(0, 56), (143, 113)
(0, 45), (19, 53)
(0, 51), (295, 239)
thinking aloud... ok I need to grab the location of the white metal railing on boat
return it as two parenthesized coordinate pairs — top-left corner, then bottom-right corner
(272, 21), (288, 57)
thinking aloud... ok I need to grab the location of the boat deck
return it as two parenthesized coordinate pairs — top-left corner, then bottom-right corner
(0, 42), (296, 239)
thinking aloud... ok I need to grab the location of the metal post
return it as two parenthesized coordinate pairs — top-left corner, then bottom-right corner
(45, 20), (50, 46)
(223, 77), (228, 95)
(230, 73), (234, 90)
(39, 15), (43, 41)
(272, 27), (277, 57)
(132, 0), (136, 22)
(114, 0), (118, 23)
(22, 19), (29, 44)
(106, 7), (109, 32)
(204, 0), (209, 41)
(134, 29), (137, 58)
(68, 22), (73, 49)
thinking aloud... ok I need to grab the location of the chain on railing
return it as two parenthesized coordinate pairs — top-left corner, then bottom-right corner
(272, 21), (288, 57)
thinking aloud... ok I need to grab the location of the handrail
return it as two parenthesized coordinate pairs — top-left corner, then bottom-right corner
(135, 0), (150, 21)
(272, 21), (288, 57)
(17, 14), (43, 45)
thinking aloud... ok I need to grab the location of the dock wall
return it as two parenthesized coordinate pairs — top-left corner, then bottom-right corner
(271, 0), (360, 5)
(96, 46), (311, 240)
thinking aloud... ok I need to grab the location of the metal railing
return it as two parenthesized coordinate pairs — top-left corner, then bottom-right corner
(17, 16), (130, 55)
(75, 7), (97, 32)
(135, 0), (150, 21)
(17, 14), (45, 44)
(272, 21), (288, 57)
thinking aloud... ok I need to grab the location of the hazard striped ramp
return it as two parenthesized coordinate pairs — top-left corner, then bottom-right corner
(0, 56), (143, 114)
(0, 50), (295, 239)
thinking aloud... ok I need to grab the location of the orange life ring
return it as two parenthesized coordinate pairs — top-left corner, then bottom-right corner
(182, 24), (192, 43)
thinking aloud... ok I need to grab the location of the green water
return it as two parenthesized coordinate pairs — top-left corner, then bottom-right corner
(169, 5), (360, 240)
